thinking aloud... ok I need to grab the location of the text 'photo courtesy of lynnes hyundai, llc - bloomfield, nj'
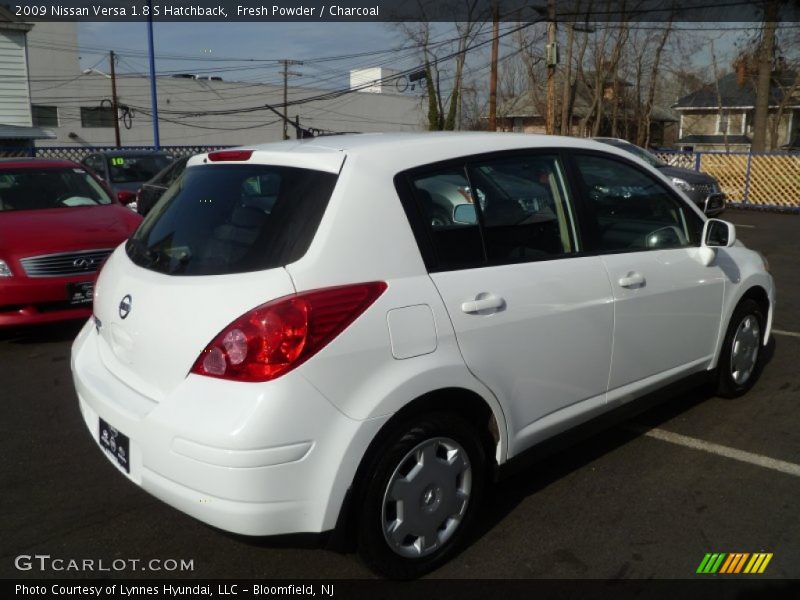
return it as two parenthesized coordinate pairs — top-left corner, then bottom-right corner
(2, 0), (800, 591)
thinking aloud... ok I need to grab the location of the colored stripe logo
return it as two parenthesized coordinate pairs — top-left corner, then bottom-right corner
(697, 553), (773, 574)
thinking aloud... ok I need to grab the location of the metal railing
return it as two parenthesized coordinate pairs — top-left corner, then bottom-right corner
(0, 144), (231, 162)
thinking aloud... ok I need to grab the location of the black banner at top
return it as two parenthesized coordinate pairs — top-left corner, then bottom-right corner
(4, 0), (800, 22)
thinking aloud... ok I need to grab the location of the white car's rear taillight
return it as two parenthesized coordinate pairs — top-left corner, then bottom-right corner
(191, 282), (387, 382)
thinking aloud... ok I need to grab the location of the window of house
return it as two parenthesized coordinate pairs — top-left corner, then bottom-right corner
(31, 105), (58, 127)
(80, 107), (115, 128)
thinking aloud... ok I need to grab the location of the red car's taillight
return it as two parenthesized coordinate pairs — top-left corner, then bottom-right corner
(190, 282), (387, 382)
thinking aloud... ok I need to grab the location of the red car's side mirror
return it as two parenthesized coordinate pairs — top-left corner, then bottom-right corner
(117, 190), (137, 205)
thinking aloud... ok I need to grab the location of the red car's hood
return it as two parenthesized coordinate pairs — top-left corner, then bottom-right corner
(0, 205), (141, 258)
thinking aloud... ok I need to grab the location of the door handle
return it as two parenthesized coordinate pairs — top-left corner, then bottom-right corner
(618, 272), (646, 288)
(461, 294), (505, 314)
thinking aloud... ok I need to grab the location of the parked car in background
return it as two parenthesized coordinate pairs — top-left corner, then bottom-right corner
(0, 158), (141, 326)
(136, 156), (189, 217)
(594, 137), (726, 216)
(82, 150), (174, 211)
(72, 134), (773, 578)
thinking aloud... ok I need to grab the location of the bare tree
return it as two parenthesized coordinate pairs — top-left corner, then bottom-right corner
(398, 1), (486, 131)
(639, 20), (673, 147)
(710, 41), (730, 153)
(752, 0), (780, 151)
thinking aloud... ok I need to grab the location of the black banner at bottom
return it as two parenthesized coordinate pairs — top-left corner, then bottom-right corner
(6, 579), (800, 600)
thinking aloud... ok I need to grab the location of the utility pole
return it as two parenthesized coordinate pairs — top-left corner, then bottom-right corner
(109, 50), (121, 147)
(488, 2), (499, 132)
(559, 24), (574, 136)
(281, 59), (303, 140)
(546, 0), (557, 135)
(146, 0), (160, 148)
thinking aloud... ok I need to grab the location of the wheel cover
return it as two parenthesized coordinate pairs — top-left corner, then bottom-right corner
(381, 437), (472, 558)
(730, 314), (761, 385)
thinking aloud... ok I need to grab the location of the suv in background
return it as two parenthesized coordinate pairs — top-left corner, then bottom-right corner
(594, 137), (726, 216)
(82, 150), (174, 210)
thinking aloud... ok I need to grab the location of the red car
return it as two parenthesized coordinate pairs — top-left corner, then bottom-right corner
(0, 158), (142, 326)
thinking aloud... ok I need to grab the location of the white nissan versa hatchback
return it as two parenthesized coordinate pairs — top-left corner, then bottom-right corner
(71, 133), (774, 578)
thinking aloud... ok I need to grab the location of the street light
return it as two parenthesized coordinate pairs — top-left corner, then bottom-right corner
(82, 68), (110, 78)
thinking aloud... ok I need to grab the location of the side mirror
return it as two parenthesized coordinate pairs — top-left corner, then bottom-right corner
(697, 219), (736, 266)
(452, 203), (477, 225)
(117, 190), (137, 205)
(703, 218), (736, 248)
(703, 193), (726, 216)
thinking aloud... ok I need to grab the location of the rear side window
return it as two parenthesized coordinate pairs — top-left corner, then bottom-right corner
(467, 155), (577, 262)
(127, 164), (337, 276)
(404, 153), (578, 271)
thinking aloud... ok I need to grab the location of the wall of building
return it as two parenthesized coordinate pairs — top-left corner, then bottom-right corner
(27, 23), (423, 147)
(0, 27), (32, 126)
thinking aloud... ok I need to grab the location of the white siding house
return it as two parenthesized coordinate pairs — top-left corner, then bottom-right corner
(0, 7), (55, 149)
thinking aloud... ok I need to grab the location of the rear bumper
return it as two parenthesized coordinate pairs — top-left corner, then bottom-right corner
(71, 320), (387, 536)
(0, 274), (95, 326)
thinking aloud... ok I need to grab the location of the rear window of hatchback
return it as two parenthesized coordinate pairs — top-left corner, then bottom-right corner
(126, 164), (337, 276)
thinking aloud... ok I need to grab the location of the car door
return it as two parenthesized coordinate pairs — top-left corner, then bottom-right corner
(570, 153), (725, 397)
(402, 152), (615, 455)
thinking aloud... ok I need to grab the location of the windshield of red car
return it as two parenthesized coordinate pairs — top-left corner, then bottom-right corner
(0, 168), (113, 211)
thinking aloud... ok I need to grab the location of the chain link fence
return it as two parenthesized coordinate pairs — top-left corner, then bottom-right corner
(0, 145), (231, 162)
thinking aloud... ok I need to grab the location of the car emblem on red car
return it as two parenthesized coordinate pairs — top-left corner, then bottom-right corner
(73, 257), (95, 270)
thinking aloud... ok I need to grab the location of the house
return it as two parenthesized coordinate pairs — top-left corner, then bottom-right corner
(673, 70), (800, 152)
(0, 8), (55, 152)
(497, 73), (677, 147)
(25, 23), (423, 148)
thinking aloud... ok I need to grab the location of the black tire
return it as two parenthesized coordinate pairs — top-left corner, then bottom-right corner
(355, 412), (488, 579)
(715, 298), (766, 398)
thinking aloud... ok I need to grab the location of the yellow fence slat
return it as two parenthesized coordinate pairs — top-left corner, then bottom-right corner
(655, 151), (800, 208)
(698, 154), (750, 203)
(748, 155), (800, 207)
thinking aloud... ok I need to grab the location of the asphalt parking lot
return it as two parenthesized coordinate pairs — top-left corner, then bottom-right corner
(1, 208), (798, 580)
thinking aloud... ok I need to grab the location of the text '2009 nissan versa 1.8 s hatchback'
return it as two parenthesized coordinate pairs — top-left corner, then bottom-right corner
(71, 133), (774, 578)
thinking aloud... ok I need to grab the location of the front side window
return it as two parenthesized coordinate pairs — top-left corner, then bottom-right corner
(574, 154), (702, 252)
(0, 168), (113, 211)
(127, 164), (337, 276)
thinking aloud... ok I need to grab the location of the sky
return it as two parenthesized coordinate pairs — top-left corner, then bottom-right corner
(75, 21), (763, 96)
(78, 22), (417, 90)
